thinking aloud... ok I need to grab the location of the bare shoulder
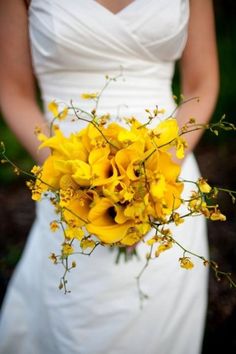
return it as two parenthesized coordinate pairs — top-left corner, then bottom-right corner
(0, 0), (30, 61)
(0, 0), (28, 14)
(0, 0), (35, 91)
(180, 0), (218, 93)
(189, 0), (215, 21)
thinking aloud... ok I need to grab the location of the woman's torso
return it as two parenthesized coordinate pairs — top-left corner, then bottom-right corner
(29, 0), (189, 129)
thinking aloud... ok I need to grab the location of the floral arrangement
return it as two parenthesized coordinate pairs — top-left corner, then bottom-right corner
(1, 76), (236, 299)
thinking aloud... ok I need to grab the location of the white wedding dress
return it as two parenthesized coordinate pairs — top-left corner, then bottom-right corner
(0, 1), (209, 353)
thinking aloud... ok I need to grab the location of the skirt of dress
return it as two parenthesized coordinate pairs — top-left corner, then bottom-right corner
(0, 153), (208, 354)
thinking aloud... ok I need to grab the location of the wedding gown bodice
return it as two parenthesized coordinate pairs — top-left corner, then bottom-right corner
(29, 0), (189, 120)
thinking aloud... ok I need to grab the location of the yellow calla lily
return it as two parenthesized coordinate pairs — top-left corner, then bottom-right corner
(40, 155), (63, 190)
(115, 142), (145, 181)
(71, 160), (92, 187)
(88, 145), (110, 164)
(87, 198), (134, 243)
(63, 191), (95, 227)
(158, 150), (181, 181)
(88, 146), (119, 187)
(92, 158), (118, 187)
(53, 160), (72, 175)
(39, 129), (88, 161)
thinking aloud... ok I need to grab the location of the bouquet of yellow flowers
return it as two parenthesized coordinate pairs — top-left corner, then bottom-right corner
(33, 113), (185, 245)
(1, 78), (236, 297)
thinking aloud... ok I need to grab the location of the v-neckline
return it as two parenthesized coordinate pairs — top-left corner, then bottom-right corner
(93, 0), (137, 16)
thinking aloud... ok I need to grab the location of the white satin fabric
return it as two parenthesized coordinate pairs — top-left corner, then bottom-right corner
(0, 1), (208, 353)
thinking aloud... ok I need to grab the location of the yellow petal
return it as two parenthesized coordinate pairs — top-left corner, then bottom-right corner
(175, 137), (187, 159)
(71, 160), (92, 187)
(65, 227), (84, 240)
(87, 222), (134, 244)
(118, 129), (139, 143)
(210, 211), (226, 221)
(58, 107), (68, 121)
(179, 257), (194, 269)
(197, 178), (212, 194)
(153, 118), (179, 148)
(150, 175), (166, 199)
(155, 242), (173, 257)
(87, 198), (134, 243)
(120, 231), (141, 246)
(80, 92), (99, 100)
(80, 239), (96, 250)
(63, 191), (94, 227)
(48, 101), (59, 117)
(62, 243), (74, 256)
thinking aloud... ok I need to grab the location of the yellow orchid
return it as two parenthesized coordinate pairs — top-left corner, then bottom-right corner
(80, 239), (96, 250)
(50, 221), (59, 232)
(62, 243), (74, 256)
(58, 107), (68, 121)
(155, 241), (173, 257)
(80, 92), (99, 100)
(210, 210), (226, 221)
(120, 229), (141, 246)
(48, 101), (59, 117)
(65, 227), (84, 241)
(124, 201), (147, 222)
(135, 222), (151, 235)
(179, 257), (194, 270)
(197, 178), (212, 194)
(152, 118), (179, 149)
(103, 181), (134, 203)
(175, 137), (187, 159)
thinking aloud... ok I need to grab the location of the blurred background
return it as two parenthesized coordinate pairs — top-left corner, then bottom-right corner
(0, 1), (236, 352)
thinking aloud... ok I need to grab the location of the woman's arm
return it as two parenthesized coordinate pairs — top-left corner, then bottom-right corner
(0, 0), (49, 164)
(176, 0), (219, 154)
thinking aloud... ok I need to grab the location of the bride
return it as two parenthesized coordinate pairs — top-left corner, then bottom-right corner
(0, 1), (218, 353)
